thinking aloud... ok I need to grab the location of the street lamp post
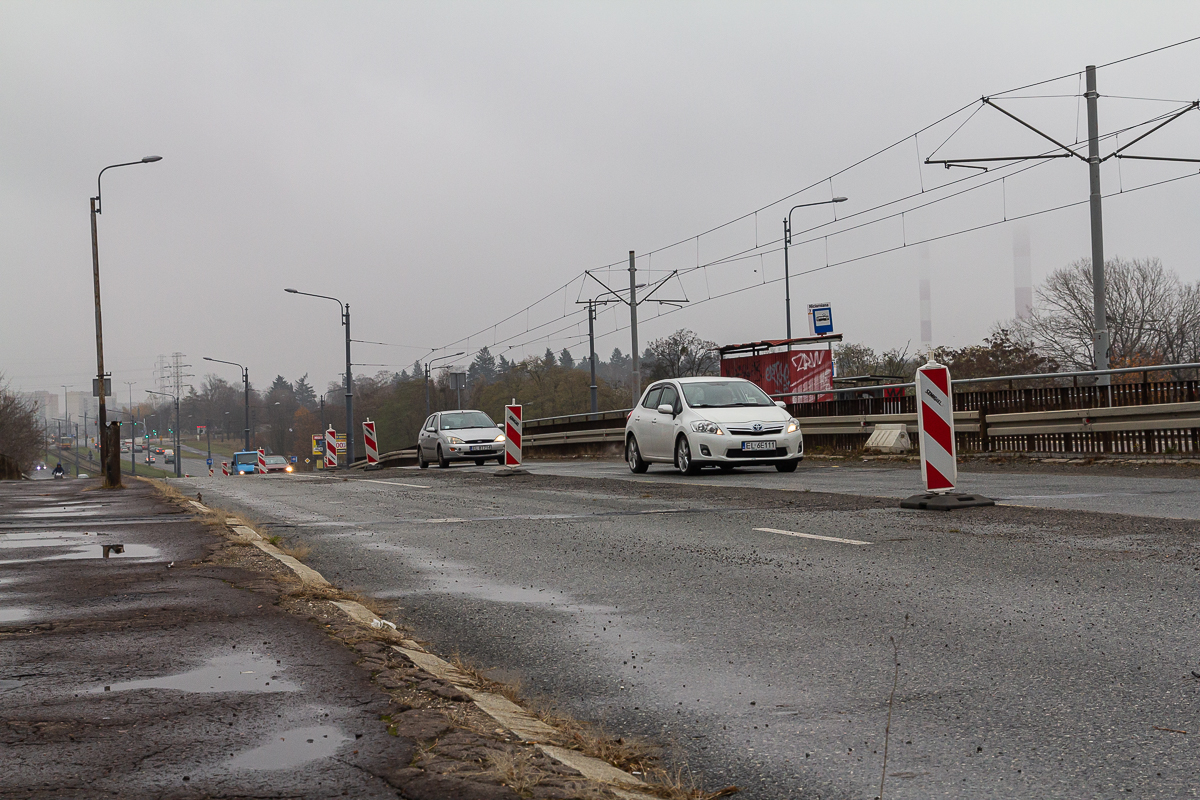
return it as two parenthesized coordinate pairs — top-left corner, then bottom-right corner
(91, 155), (162, 488)
(424, 352), (465, 417)
(285, 288), (354, 467)
(203, 357), (250, 451)
(146, 389), (181, 477)
(782, 197), (847, 340)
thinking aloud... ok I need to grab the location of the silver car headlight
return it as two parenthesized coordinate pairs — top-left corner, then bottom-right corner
(786, 418), (800, 434)
(690, 420), (724, 435)
(494, 434), (506, 442)
(447, 436), (464, 444)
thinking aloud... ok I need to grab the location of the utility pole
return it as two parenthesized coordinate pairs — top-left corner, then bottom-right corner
(925, 66), (1197, 384)
(1085, 65), (1109, 385)
(629, 251), (640, 402)
(588, 301), (598, 414)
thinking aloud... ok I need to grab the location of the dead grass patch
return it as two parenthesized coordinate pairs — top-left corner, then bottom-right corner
(484, 749), (545, 795)
(449, 654), (523, 704)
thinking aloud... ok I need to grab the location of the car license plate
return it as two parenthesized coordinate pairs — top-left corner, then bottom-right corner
(469, 445), (491, 452)
(741, 440), (775, 451)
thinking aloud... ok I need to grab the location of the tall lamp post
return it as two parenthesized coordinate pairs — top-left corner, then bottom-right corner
(424, 352), (464, 417)
(285, 288), (354, 467)
(146, 389), (181, 477)
(203, 357), (250, 450)
(91, 155), (162, 488)
(782, 197), (847, 340)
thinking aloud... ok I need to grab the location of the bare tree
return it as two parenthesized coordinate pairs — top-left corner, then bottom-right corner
(1012, 257), (1200, 372)
(0, 377), (46, 478)
(646, 329), (719, 380)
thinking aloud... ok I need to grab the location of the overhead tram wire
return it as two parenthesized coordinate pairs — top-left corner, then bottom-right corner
(575, 169), (1200, 359)
(428, 36), (1200, 364)
(451, 97), (1200, 366)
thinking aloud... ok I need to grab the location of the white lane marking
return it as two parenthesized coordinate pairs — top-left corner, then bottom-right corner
(753, 527), (871, 545)
(359, 479), (431, 489)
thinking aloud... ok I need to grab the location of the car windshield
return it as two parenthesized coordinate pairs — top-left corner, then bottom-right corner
(266, 456), (286, 464)
(235, 453), (257, 464)
(440, 411), (495, 430)
(681, 380), (775, 408)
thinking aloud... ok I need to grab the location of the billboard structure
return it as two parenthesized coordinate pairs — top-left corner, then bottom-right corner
(718, 335), (841, 404)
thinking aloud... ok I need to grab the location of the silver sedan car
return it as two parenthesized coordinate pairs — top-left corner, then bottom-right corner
(417, 410), (506, 468)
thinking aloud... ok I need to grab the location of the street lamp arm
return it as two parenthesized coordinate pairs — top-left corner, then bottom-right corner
(95, 156), (163, 213)
(428, 352), (465, 368)
(284, 288), (343, 309)
(786, 197), (848, 233)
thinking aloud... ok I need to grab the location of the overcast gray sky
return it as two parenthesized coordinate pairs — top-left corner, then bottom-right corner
(3, 1), (1199, 402)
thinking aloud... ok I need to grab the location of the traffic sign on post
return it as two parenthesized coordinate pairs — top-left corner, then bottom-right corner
(363, 419), (379, 465)
(504, 404), (522, 467)
(325, 427), (338, 469)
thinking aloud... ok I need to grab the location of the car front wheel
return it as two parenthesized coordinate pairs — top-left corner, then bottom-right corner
(437, 445), (450, 469)
(626, 437), (648, 473)
(775, 459), (799, 473)
(675, 436), (701, 475)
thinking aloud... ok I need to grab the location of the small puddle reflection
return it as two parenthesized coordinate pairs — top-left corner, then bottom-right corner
(13, 506), (104, 517)
(229, 726), (349, 771)
(94, 655), (299, 694)
(0, 543), (159, 565)
(0, 607), (32, 623)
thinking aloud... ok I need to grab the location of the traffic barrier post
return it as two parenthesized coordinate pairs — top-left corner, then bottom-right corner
(505, 404), (522, 467)
(363, 419), (379, 466)
(325, 427), (338, 470)
(257, 448), (267, 475)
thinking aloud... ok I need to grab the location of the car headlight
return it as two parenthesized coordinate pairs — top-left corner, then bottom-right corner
(285, 465), (293, 472)
(494, 434), (506, 442)
(448, 436), (464, 444)
(786, 418), (800, 434)
(690, 420), (724, 435)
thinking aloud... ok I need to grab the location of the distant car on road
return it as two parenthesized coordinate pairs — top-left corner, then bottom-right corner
(153, 447), (165, 455)
(164, 450), (175, 464)
(144, 455), (156, 464)
(624, 376), (804, 475)
(262, 455), (292, 473)
(230, 450), (259, 475)
(134, 444), (143, 453)
(417, 410), (505, 468)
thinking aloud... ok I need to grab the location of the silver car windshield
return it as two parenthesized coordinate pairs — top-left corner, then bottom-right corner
(440, 411), (495, 430)
(682, 380), (774, 408)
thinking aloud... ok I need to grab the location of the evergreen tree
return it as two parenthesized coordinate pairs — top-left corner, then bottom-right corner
(559, 348), (576, 369)
(469, 346), (498, 385)
(270, 375), (294, 398)
(293, 374), (317, 409)
(497, 355), (513, 374)
(543, 347), (557, 367)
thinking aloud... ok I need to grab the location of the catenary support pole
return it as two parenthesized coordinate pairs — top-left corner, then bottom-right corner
(242, 367), (250, 451)
(90, 197), (118, 487)
(343, 303), (354, 468)
(629, 251), (640, 402)
(1086, 64), (1110, 386)
(588, 301), (598, 414)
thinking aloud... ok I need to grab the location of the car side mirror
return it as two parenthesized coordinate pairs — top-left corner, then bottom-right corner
(498, 423), (504, 429)
(657, 403), (674, 415)
(775, 400), (787, 408)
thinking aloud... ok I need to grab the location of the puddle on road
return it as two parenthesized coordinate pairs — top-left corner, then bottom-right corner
(0, 543), (160, 565)
(11, 505), (104, 518)
(0, 531), (111, 549)
(93, 655), (299, 695)
(229, 726), (349, 770)
(0, 606), (32, 623)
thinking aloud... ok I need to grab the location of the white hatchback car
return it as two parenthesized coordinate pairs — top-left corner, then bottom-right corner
(417, 410), (506, 468)
(624, 377), (803, 474)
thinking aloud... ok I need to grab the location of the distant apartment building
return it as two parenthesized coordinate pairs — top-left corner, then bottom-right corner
(20, 390), (58, 425)
(65, 391), (99, 423)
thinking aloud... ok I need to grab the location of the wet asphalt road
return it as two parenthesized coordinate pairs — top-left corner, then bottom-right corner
(0, 477), (407, 798)
(178, 463), (1200, 799)
(523, 459), (1200, 521)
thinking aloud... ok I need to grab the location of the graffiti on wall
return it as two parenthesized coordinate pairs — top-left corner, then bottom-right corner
(720, 349), (833, 403)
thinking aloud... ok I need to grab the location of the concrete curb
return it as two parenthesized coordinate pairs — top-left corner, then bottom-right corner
(192, 500), (656, 798)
